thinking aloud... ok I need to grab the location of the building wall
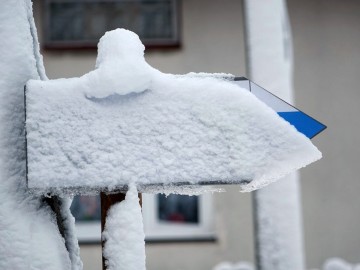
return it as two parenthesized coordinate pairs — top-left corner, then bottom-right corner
(289, 0), (360, 268)
(32, 0), (360, 269)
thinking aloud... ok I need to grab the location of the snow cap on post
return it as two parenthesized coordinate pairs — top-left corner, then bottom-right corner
(95, 29), (145, 68)
(25, 28), (322, 196)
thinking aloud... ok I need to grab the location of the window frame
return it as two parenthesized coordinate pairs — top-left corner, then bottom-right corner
(74, 221), (101, 243)
(142, 193), (216, 242)
(42, 0), (181, 50)
(72, 193), (216, 243)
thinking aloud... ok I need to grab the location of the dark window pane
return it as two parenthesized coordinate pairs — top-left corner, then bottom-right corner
(50, 3), (84, 41)
(158, 194), (199, 224)
(70, 195), (101, 221)
(47, 0), (177, 45)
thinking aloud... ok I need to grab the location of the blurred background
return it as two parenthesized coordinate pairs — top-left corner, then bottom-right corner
(32, 0), (360, 269)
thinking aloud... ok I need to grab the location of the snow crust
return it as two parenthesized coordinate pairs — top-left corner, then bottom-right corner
(0, 0), (72, 269)
(60, 198), (84, 270)
(85, 29), (152, 98)
(213, 261), (254, 270)
(323, 258), (360, 270)
(26, 28), (321, 195)
(142, 184), (224, 196)
(102, 184), (146, 270)
(213, 259), (360, 270)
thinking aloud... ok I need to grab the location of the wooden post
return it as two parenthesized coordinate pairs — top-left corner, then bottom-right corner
(100, 192), (142, 270)
(43, 196), (70, 250)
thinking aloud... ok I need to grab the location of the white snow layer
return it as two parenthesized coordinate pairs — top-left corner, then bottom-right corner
(59, 197), (84, 270)
(212, 258), (360, 270)
(26, 29), (321, 195)
(213, 258), (360, 270)
(213, 261), (254, 270)
(0, 0), (72, 269)
(322, 258), (360, 270)
(102, 184), (146, 270)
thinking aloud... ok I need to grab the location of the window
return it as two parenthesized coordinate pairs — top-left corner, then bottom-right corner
(43, 0), (180, 49)
(70, 195), (101, 242)
(70, 193), (215, 242)
(143, 193), (215, 241)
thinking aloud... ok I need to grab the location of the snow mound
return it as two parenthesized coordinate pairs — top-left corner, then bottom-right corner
(213, 261), (254, 270)
(25, 29), (321, 195)
(323, 258), (360, 270)
(88, 29), (152, 98)
(102, 184), (146, 270)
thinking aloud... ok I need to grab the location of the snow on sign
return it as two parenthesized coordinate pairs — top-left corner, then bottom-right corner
(233, 78), (326, 139)
(24, 29), (322, 196)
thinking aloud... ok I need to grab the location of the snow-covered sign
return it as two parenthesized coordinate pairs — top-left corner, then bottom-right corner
(24, 29), (322, 196)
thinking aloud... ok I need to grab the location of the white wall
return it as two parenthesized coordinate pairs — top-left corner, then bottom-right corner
(289, 0), (360, 268)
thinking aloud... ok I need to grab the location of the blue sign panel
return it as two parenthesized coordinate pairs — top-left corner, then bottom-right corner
(233, 77), (326, 139)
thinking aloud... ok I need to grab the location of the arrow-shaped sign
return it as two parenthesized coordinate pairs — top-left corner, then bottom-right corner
(24, 29), (323, 196)
(233, 77), (326, 139)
